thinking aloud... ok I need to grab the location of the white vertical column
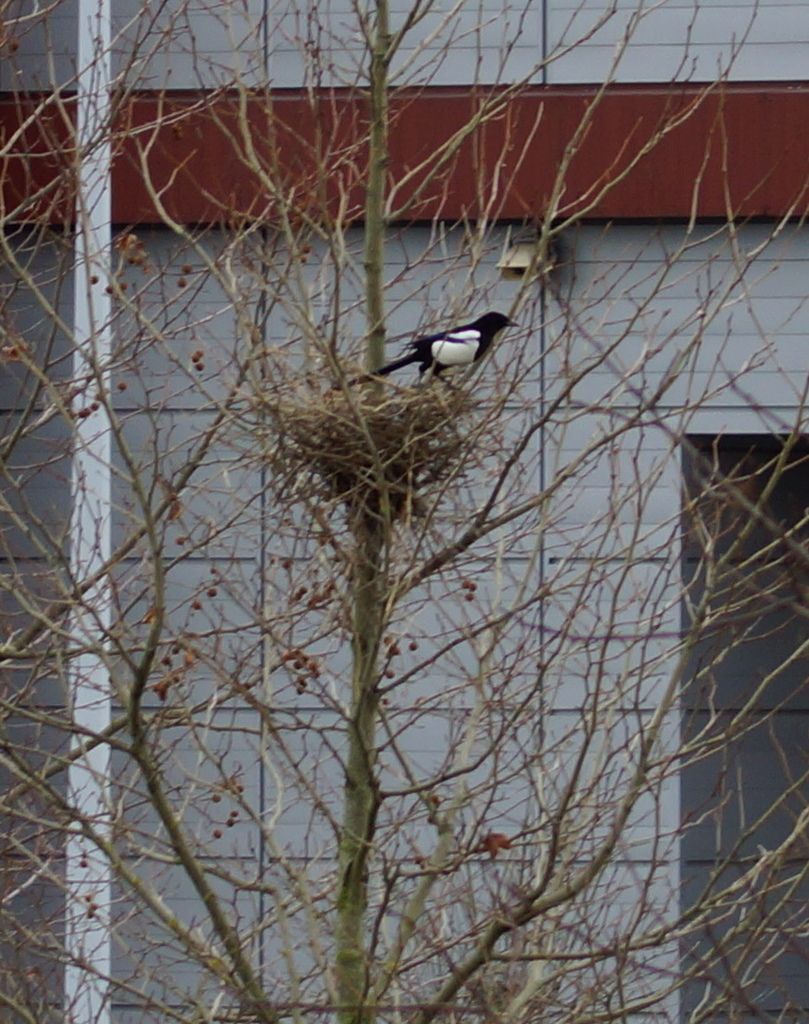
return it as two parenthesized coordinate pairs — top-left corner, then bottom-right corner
(65, 0), (112, 1022)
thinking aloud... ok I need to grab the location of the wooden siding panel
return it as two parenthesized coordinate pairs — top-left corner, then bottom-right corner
(6, 86), (809, 223)
(4, 87), (809, 222)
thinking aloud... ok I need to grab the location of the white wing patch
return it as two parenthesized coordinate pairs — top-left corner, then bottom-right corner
(431, 329), (480, 367)
(445, 330), (480, 342)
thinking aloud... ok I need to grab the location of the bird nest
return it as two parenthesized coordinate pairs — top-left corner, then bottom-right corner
(260, 381), (475, 523)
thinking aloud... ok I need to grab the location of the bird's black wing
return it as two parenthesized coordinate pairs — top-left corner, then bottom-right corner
(401, 327), (456, 352)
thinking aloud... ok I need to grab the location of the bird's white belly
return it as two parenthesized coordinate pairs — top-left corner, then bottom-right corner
(431, 338), (477, 366)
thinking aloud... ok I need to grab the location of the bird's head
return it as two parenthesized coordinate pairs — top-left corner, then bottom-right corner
(475, 311), (516, 333)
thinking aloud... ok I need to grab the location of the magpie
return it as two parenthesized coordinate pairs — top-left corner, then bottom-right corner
(370, 311), (515, 381)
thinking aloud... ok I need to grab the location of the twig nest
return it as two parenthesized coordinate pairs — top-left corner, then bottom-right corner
(260, 380), (475, 522)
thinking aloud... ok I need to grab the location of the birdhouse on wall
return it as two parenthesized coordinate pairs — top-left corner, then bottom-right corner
(497, 239), (557, 280)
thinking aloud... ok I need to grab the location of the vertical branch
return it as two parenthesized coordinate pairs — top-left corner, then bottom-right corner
(335, 8), (393, 1018)
(363, 0), (391, 372)
(336, 512), (386, 1024)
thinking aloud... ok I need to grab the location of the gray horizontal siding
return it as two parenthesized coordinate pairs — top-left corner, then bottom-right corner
(545, 222), (809, 1022)
(546, 223), (809, 417)
(72, 222), (543, 1010)
(2, 0), (807, 91)
(546, 0), (809, 82)
(8, 213), (809, 1020)
(0, 0), (78, 91)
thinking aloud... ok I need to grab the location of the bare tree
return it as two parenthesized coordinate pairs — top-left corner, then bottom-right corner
(1, 1), (808, 1023)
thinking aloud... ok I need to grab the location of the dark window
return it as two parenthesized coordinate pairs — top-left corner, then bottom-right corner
(681, 436), (809, 1022)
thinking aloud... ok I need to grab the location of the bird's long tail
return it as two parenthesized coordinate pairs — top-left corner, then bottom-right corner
(348, 352), (419, 385)
(374, 352), (419, 376)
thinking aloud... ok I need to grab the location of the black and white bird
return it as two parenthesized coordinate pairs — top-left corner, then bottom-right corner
(371, 311), (515, 381)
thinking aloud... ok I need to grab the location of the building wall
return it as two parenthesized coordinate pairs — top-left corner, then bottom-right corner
(3, 0), (808, 90)
(7, 216), (809, 1017)
(4, 1), (809, 1020)
(545, 222), (809, 1020)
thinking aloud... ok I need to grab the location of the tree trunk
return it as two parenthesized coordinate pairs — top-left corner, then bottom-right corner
(335, 513), (387, 1024)
(362, 0), (390, 374)
(335, 4), (391, 1020)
